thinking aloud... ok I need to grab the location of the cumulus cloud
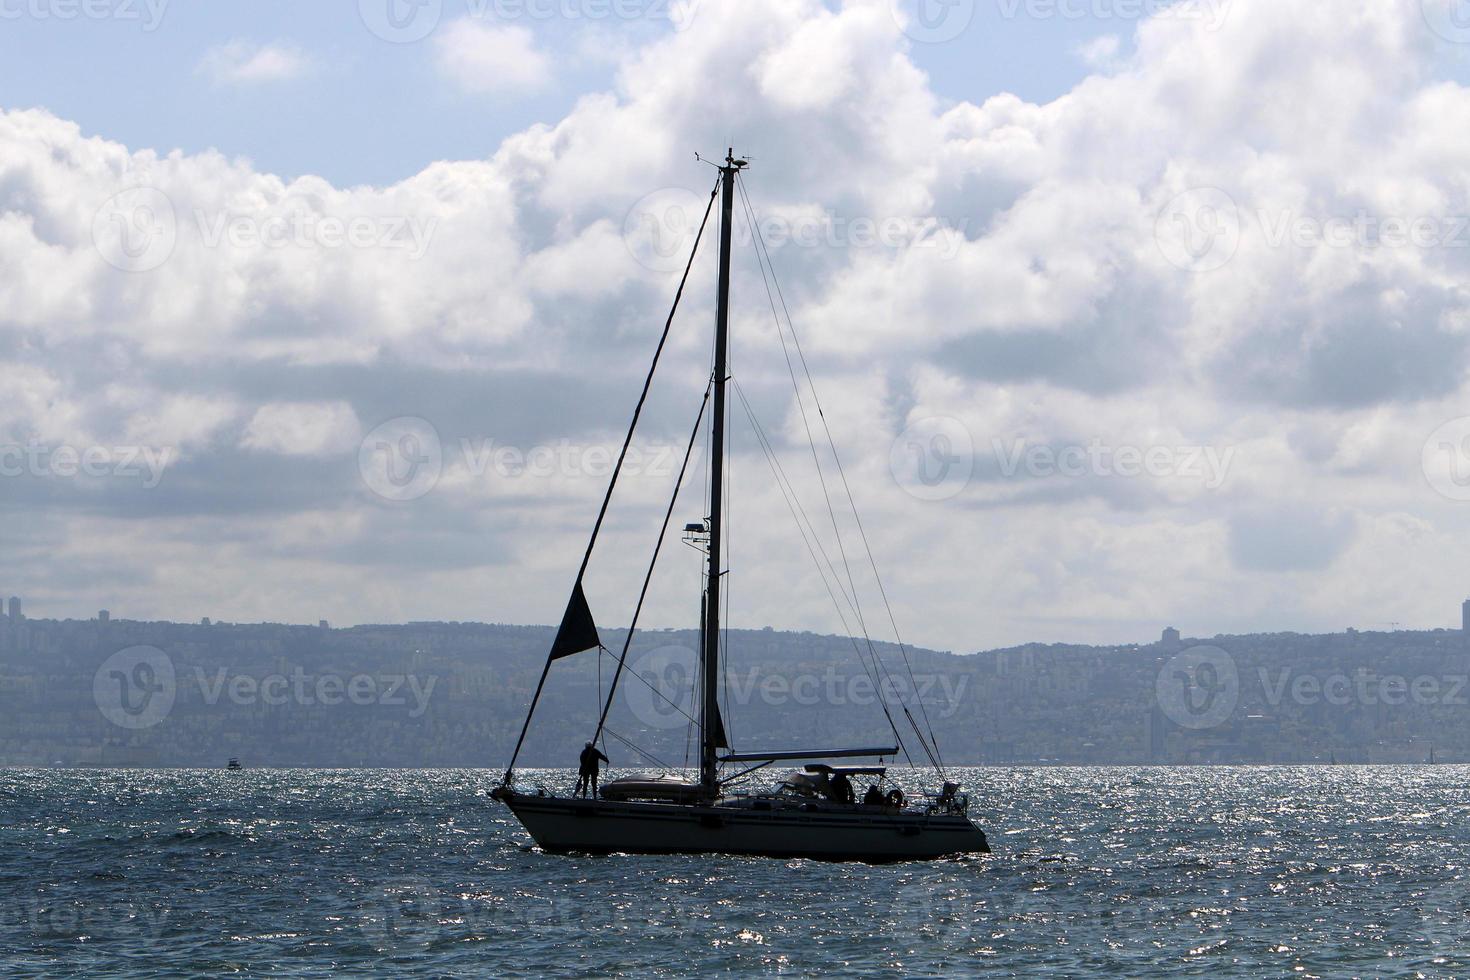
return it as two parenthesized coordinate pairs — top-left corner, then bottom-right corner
(435, 19), (550, 95)
(3, 0), (1470, 648)
(240, 402), (362, 456)
(198, 40), (311, 85)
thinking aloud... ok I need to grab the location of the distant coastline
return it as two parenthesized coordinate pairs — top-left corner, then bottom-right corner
(3, 612), (1467, 768)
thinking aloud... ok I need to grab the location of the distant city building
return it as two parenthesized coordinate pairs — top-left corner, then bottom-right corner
(7, 596), (21, 621)
(1463, 598), (1470, 634)
(1161, 626), (1181, 650)
(319, 620), (330, 630)
(201, 617), (212, 627)
(1146, 702), (1167, 762)
(98, 609), (110, 624)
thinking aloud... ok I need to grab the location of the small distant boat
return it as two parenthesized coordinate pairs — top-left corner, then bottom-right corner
(493, 151), (989, 861)
(226, 758), (242, 770)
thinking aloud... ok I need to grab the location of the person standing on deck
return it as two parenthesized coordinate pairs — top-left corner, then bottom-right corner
(576, 741), (610, 798)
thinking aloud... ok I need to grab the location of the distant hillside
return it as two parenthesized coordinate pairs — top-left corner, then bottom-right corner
(2, 614), (1468, 767)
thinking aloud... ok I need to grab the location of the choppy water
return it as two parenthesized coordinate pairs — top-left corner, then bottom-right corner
(4, 766), (1470, 976)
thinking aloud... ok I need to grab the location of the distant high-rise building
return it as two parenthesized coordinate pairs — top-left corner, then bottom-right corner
(1146, 702), (1167, 763)
(319, 619), (329, 630)
(7, 596), (20, 621)
(1161, 626), (1181, 650)
(98, 609), (110, 624)
(201, 617), (212, 627)
(1463, 598), (1470, 634)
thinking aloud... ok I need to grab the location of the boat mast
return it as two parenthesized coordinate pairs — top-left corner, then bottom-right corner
(702, 150), (744, 794)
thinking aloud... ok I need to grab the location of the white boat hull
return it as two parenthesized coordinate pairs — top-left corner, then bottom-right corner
(497, 791), (989, 861)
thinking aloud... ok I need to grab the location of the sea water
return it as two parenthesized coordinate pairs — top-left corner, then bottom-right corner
(3, 766), (1468, 976)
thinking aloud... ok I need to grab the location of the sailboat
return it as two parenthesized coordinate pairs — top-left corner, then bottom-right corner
(492, 152), (989, 861)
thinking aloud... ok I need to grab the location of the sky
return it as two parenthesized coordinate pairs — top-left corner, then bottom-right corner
(4, 0), (1470, 655)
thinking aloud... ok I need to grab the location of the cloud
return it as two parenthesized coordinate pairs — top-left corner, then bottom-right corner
(435, 19), (550, 95)
(240, 402), (362, 457)
(198, 40), (311, 86)
(3, 0), (1470, 649)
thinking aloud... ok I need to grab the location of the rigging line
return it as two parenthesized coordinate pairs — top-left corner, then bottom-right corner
(734, 177), (874, 643)
(736, 175), (944, 774)
(619, 643), (703, 729)
(736, 176), (946, 775)
(602, 726), (678, 772)
(501, 176), (719, 785)
(729, 192), (857, 618)
(730, 380), (865, 649)
(734, 382), (910, 768)
(732, 380), (912, 766)
(592, 382), (713, 747)
(734, 184), (932, 773)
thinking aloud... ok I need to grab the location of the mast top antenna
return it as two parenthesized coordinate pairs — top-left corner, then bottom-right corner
(695, 150), (749, 170)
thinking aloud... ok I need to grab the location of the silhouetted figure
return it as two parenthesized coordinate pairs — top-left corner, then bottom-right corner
(830, 771), (855, 804)
(576, 741), (609, 798)
(937, 781), (959, 809)
(885, 788), (905, 809)
(863, 784), (885, 806)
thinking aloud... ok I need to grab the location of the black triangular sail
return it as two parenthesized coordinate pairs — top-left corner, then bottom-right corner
(549, 582), (599, 661)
